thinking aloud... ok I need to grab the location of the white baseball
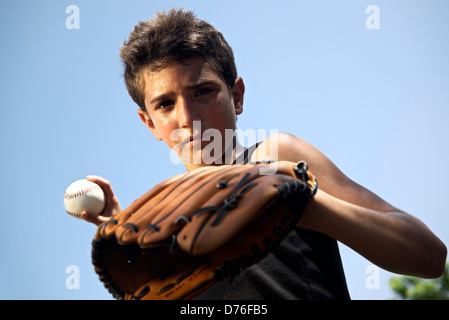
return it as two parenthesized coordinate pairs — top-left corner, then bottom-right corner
(64, 179), (106, 219)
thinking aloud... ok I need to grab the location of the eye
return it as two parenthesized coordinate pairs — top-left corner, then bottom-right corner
(195, 87), (213, 97)
(156, 99), (175, 110)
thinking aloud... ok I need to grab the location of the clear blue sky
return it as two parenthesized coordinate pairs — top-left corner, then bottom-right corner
(0, 0), (448, 300)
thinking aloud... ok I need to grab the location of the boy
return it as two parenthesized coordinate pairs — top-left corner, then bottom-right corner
(82, 9), (446, 299)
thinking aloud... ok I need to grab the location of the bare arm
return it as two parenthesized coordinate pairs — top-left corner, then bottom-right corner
(253, 132), (447, 278)
(303, 190), (445, 278)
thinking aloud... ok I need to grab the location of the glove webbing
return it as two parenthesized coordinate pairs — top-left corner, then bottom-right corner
(191, 172), (257, 226)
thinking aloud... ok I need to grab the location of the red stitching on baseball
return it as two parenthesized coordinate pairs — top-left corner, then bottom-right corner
(64, 186), (97, 199)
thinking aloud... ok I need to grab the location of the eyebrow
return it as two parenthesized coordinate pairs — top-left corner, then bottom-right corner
(148, 79), (221, 105)
(149, 93), (173, 105)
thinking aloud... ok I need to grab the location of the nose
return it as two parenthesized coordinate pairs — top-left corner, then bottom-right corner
(176, 97), (201, 129)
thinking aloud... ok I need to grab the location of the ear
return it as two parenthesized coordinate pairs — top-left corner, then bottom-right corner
(232, 77), (245, 115)
(137, 109), (163, 141)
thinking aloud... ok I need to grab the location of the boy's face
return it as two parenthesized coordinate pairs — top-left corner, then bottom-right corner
(138, 57), (244, 167)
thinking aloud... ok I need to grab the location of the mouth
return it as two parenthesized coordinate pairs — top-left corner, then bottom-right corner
(180, 134), (203, 147)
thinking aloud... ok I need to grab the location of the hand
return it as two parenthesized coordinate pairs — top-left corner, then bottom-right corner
(81, 175), (122, 226)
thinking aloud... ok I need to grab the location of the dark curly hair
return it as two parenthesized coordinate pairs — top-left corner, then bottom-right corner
(119, 8), (237, 111)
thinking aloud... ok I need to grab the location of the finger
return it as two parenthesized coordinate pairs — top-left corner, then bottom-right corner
(86, 175), (115, 199)
(81, 211), (111, 227)
(86, 175), (111, 190)
(86, 175), (122, 215)
(81, 210), (98, 224)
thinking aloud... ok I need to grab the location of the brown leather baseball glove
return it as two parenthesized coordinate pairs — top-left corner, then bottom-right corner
(91, 160), (317, 300)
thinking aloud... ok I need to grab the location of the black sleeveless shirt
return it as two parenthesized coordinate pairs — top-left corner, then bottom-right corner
(195, 143), (351, 299)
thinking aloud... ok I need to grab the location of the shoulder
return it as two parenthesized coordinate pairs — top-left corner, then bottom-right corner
(250, 132), (320, 164)
(251, 132), (398, 212)
(251, 131), (342, 186)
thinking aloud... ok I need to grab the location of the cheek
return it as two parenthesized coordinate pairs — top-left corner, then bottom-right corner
(210, 97), (236, 128)
(159, 125), (177, 145)
(218, 108), (237, 129)
(157, 121), (188, 148)
(150, 117), (174, 142)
